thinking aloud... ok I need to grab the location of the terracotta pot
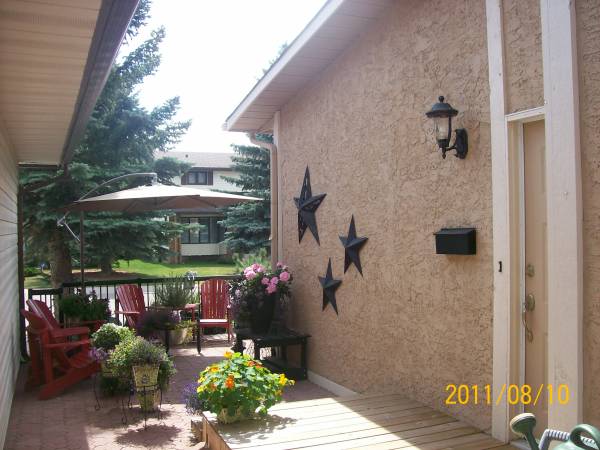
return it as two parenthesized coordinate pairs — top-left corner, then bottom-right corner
(132, 364), (159, 389)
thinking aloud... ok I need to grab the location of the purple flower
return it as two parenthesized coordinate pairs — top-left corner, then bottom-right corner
(235, 289), (241, 298)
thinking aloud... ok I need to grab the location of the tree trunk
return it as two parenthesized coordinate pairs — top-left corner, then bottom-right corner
(100, 255), (113, 276)
(48, 229), (73, 288)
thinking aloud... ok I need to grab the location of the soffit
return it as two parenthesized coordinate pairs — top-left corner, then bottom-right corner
(224, 0), (393, 133)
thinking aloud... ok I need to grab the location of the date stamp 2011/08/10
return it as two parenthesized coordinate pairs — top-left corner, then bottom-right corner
(445, 384), (569, 406)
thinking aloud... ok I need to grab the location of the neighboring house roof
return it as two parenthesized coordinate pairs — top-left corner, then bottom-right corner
(0, 0), (139, 167)
(224, 0), (392, 133)
(166, 151), (234, 170)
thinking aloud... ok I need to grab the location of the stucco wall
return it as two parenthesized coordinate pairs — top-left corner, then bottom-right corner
(0, 124), (19, 448)
(279, 0), (492, 429)
(503, 0), (544, 114)
(577, 0), (600, 424)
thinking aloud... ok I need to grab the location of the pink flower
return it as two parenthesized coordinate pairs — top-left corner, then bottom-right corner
(270, 276), (279, 285)
(279, 271), (290, 282)
(252, 263), (264, 273)
(245, 270), (257, 280)
(266, 283), (277, 294)
(261, 277), (269, 285)
(276, 261), (284, 268)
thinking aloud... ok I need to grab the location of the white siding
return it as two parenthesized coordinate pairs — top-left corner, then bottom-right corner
(0, 125), (19, 448)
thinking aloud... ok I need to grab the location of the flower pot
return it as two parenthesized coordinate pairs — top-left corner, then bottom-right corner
(137, 388), (161, 412)
(168, 328), (188, 346)
(249, 294), (277, 334)
(100, 361), (116, 378)
(216, 408), (252, 424)
(132, 364), (159, 389)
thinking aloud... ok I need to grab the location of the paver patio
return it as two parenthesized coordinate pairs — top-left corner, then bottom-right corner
(4, 335), (333, 450)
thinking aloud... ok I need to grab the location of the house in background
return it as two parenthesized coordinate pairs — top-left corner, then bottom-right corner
(166, 151), (240, 261)
(225, 0), (598, 443)
(0, 0), (139, 446)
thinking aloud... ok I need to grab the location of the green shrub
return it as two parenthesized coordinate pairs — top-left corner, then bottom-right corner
(154, 276), (196, 309)
(58, 293), (109, 321)
(108, 336), (175, 390)
(24, 266), (39, 277)
(92, 323), (134, 351)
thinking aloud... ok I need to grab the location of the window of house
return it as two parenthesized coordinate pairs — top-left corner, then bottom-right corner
(183, 170), (212, 185)
(179, 217), (225, 244)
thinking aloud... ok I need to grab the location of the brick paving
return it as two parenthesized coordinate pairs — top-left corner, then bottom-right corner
(5, 335), (333, 450)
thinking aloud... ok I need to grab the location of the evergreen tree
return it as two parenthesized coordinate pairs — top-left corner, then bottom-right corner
(220, 139), (271, 254)
(21, 0), (190, 284)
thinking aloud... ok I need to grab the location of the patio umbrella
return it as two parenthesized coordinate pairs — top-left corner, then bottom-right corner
(65, 183), (260, 213)
(61, 183), (261, 290)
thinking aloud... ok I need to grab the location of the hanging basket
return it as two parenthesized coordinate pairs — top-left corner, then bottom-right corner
(132, 364), (159, 389)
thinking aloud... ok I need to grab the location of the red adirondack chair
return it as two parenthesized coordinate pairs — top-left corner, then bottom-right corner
(27, 299), (104, 334)
(197, 278), (231, 351)
(115, 284), (146, 328)
(21, 309), (98, 400)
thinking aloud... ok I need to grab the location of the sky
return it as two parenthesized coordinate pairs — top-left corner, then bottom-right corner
(120, 0), (327, 154)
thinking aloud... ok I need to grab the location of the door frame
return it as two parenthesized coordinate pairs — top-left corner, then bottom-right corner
(487, 0), (582, 440)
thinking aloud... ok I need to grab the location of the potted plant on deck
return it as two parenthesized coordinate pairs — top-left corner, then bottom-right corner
(91, 323), (135, 378)
(229, 262), (293, 333)
(58, 291), (109, 327)
(195, 351), (294, 424)
(108, 336), (176, 412)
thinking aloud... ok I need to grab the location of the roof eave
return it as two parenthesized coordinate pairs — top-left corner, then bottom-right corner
(59, 0), (140, 167)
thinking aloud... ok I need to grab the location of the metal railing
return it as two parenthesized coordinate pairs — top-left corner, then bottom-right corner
(28, 274), (240, 324)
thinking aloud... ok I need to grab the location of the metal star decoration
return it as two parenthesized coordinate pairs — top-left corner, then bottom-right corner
(294, 167), (326, 244)
(318, 258), (342, 315)
(339, 215), (368, 275)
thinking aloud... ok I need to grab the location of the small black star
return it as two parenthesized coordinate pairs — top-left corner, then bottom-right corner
(294, 167), (326, 244)
(318, 258), (342, 315)
(339, 215), (368, 275)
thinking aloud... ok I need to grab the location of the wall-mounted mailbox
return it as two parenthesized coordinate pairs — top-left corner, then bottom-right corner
(434, 228), (476, 255)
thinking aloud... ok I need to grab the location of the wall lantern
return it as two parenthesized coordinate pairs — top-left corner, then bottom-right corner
(425, 96), (468, 159)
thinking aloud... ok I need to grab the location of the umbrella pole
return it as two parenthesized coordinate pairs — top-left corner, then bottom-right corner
(80, 211), (85, 295)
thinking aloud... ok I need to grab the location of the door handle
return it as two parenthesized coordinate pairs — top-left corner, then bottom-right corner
(522, 293), (535, 342)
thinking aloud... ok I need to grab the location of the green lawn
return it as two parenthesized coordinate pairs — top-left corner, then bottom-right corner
(25, 259), (237, 289)
(113, 259), (236, 277)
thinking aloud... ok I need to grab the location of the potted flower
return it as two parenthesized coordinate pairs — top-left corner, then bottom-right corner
(58, 291), (109, 327)
(91, 323), (135, 377)
(168, 319), (195, 346)
(195, 351), (294, 424)
(229, 262), (293, 333)
(108, 336), (176, 412)
(154, 276), (196, 310)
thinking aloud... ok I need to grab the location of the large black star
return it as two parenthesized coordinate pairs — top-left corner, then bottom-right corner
(318, 258), (342, 315)
(339, 215), (368, 275)
(294, 167), (326, 244)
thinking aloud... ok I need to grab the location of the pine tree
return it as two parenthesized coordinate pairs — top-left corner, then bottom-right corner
(220, 140), (271, 254)
(21, 0), (190, 284)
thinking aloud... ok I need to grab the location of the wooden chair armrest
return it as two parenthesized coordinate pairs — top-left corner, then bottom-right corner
(50, 327), (90, 339)
(43, 339), (92, 349)
(114, 310), (141, 316)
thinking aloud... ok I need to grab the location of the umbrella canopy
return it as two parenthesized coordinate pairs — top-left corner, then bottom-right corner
(65, 184), (261, 213)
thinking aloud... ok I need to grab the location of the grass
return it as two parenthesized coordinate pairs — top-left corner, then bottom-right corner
(25, 259), (237, 289)
(113, 259), (236, 277)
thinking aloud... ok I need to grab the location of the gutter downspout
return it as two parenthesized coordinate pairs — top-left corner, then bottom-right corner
(249, 131), (278, 269)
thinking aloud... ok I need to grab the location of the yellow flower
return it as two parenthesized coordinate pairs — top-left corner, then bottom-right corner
(278, 374), (288, 386)
(224, 351), (233, 359)
(210, 366), (219, 373)
(198, 376), (206, 383)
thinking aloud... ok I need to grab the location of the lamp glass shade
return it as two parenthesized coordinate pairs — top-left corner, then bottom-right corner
(434, 116), (452, 147)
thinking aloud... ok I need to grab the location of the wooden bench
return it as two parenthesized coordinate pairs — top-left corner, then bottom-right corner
(196, 392), (512, 449)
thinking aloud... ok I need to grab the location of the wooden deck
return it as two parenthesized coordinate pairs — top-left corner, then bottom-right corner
(199, 393), (513, 449)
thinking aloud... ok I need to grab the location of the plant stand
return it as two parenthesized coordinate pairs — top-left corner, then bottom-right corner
(120, 380), (163, 429)
(233, 328), (310, 380)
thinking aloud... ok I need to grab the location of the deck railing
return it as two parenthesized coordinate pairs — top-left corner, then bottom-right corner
(27, 274), (240, 324)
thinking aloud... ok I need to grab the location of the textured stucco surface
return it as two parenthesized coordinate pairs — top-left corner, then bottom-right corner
(578, 0), (600, 424)
(503, 0), (544, 114)
(279, 0), (493, 429)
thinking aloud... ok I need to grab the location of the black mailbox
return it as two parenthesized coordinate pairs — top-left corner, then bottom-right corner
(434, 228), (476, 255)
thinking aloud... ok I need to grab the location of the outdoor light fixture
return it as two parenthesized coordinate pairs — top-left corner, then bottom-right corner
(425, 96), (468, 159)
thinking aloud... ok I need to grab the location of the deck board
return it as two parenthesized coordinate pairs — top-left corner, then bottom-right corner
(201, 394), (509, 450)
